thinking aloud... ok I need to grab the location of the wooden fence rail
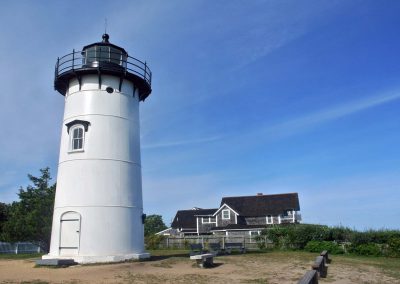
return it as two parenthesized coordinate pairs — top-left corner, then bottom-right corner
(155, 236), (273, 250)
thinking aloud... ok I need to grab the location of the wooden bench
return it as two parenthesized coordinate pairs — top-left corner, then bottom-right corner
(320, 250), (331, 264)
(209, 243), (222, 255)
(189, 243), (206, 256)
(297, 270), (318, 284)
(224, 242), (245, 254)
(311, 255), (327, 278)
(190, 253), (214, 268)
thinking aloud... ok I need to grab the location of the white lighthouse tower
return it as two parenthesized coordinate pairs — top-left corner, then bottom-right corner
(43, 34), (152, 263)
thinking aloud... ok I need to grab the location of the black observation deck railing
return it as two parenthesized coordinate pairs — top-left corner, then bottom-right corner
(54, 49), (152, 101)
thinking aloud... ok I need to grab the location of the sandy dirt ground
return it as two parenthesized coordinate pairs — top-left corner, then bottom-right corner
(0, 253), (398, 284)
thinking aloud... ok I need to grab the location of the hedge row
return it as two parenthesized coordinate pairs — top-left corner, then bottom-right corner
(258, 224), (400, 257)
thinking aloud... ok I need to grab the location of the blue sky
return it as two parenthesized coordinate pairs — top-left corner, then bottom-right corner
(0, 1), (399, 230)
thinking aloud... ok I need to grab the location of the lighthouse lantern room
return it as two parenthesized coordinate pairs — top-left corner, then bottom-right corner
(43, 34), (152, 263)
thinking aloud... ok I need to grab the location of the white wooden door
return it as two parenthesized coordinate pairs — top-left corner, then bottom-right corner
(59, 212), (80, 255)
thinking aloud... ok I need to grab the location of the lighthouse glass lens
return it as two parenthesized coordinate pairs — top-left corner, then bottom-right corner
(110, 47), (121, 65)
(86, 47), (96, 63)
(98, 46), (109, 62)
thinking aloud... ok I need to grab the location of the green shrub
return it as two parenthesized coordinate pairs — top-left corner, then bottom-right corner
(291, 224), (330, 249)
(183, 239), (190, 249)
(262, 225), (285, 249)
(145, 234), (165, 250)
(348, 243), (382, 256)
(262, 224), (330, 250)
(351, 230), (400, 246)
(328, 226), (353, 242)
(387, 237), (400, 257)
(254, 235), (266, 249)
(304, 240), (344, 254)
(260, 224), (400, 257)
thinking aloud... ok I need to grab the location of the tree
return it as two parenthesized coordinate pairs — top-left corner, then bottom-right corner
(2, 168), (56, 252)
(144, 214), (167, 236)
(0, 202), (10, 239)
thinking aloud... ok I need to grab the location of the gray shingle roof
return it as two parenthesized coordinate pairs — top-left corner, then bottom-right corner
(220, 193), (300, 216)
(171, 208), (218, 229)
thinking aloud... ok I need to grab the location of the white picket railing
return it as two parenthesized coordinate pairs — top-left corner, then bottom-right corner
(0, 242), (41, 254)
(156, 235), (272, 250)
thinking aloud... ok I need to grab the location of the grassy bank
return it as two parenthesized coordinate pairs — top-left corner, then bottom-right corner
(0, 253), (42, 260)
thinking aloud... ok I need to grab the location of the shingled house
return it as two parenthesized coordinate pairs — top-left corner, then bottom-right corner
(169, 208), (218, 236)
(165, 193), (301, 237)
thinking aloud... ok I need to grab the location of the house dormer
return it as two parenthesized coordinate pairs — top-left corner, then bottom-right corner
(213, 204), (239, 227)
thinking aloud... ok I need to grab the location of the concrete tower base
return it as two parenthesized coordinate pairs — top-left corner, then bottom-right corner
(42, 252), (150, 264)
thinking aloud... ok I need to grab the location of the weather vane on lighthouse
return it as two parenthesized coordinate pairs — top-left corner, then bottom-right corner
(42, 33), (152, 263)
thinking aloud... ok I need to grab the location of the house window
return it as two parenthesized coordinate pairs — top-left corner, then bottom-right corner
(202, 217), (216, 224)
(266, 215), (273, 224)
(222, 209), (230, 220)
(71, 126), (84, 151)
(249, 231), (260, 236)
(282, 210), (293, 218)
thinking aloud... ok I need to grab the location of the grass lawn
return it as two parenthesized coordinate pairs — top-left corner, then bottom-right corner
(0, 253), (43, 260)
(332, 254), (400, 280)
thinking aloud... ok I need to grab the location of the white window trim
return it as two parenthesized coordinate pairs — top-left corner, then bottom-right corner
(266, 215), (273, 224)
(213, 203), (239, 217)
(69, 124), (85, 153)
(222, 209), (230, 220)
(201, 217), (217, 224)
(249, 230), (260, 236)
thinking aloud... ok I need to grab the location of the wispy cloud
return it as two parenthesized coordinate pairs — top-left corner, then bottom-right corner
(142, 135), (223, 150)
(226, 1), (347, 70)
(261, 90), (400, 138)
(231, 25), (306, 71)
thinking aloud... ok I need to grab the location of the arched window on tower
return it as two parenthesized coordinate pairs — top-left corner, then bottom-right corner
(65, 120), (91, 153)
(71, 125), (84, 151)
